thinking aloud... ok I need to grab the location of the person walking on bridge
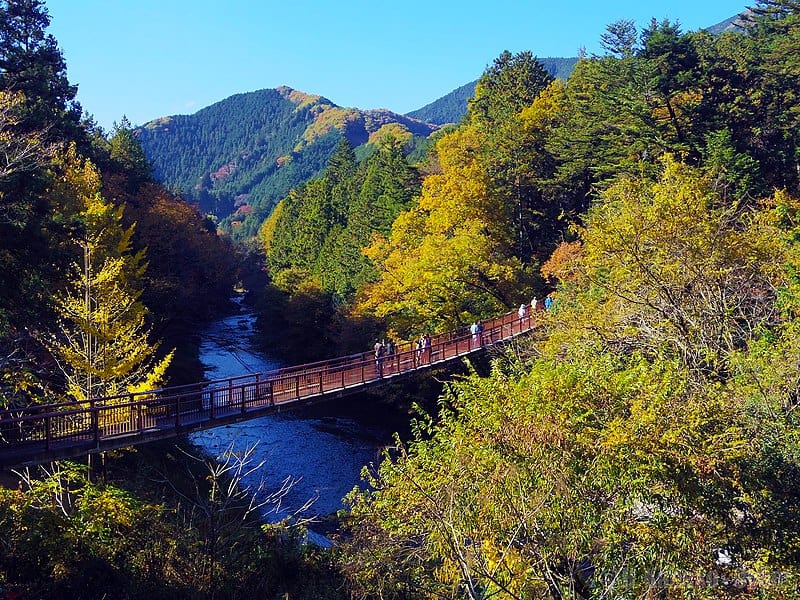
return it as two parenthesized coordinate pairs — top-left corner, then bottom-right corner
(374, 340), (385, 376)
(384, 339), (395, 374)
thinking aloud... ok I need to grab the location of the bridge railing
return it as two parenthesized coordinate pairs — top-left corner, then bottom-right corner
(0, 308), (538, 463)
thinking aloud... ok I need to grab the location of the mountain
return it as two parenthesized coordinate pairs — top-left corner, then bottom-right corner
(135, 86), (438, 238)
(407, 57), (579, 125)
(705, 10), (753, 34)
(138, 12), (741, 238)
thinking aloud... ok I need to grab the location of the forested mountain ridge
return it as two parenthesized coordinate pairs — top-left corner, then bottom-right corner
(135, 86), (438, 239)
(706, 9), (754, 33)
(137, 10), (748, 241)
(406, 56), (579, 125)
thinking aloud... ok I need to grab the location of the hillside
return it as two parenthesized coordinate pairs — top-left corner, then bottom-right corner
(705, 9), (752, 33)
(407, 57), (578, 125)
(135, 86), (438, 238)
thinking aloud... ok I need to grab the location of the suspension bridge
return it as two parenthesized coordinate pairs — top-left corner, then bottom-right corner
(0, 310), (537, 468)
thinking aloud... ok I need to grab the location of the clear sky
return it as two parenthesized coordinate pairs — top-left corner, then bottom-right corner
(45, 0), (749, 132)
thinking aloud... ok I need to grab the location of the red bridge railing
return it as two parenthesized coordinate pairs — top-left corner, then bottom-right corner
(0, 309), (538, 467)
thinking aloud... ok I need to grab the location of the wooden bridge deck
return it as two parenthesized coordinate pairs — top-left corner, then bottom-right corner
(0, 310), (537, 468)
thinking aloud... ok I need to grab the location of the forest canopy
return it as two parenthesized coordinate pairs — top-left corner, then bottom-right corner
(334, 3), (800, 598)
(3, 0), (800, 598)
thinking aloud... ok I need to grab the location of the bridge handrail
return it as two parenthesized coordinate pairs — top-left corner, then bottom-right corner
(0, 325), (509, 427)
(0, 309), (524, 417)
(0, 308), (537, 465)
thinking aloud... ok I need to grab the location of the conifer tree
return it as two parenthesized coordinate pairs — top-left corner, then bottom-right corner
(109, 116), (152, 189)
(0, 0), (81, 137)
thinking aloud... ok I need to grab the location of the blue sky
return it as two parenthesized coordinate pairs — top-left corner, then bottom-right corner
(46, 0), (748, 132)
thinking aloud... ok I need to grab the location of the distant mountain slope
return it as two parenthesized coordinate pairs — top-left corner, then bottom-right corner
(407, 57), (578, 125)
(405, 81), (477, 127)
(136, 86), (438, 238)
(705, 10), (752, 34)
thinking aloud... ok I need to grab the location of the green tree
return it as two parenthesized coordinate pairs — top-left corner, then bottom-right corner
(320, 136), (419, 299)
(0, 0), (81, 137)
(600, 19), (639, 58)
(108, 116), (151, 190)
(638, 19), (702, 158)
(469, 51), (557, 260)
(325, 137), (358, 224)
(468, 50), (553, 129)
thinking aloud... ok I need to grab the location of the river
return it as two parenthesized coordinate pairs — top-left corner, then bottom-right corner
(189, 295), (391, 540)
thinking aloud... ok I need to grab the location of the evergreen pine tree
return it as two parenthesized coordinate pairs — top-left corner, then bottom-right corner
(0, 0), (81, 138)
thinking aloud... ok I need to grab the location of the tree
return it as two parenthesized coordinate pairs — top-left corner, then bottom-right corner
(0, 89), (46, 181)
(638, 19), (703, 159)
(750, 0), (800, 24)
(600, 19), (639, 59)
(468, 50), (553, 129)
(468, 52), (557, 260)
(319, 136), (419, 299)
(342, 160), (800, 598)
(0, 89), (53, 337)
(357, 124), (531, 336)
(50, 250), (172, 401)
(549, 156), (785, 378)
(45, 151), (172, 401)
(325, 137), (358, 224)
(108, 116), (151, 190)
(0, 0), (81, 137)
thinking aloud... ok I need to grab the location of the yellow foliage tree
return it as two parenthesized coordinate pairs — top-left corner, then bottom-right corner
(342, 159), (800, 597)
(257, 198), (283, 254)
(46, 147), (172, 402)
(547, 155), (788, 376)
(357, 124), (531, 335)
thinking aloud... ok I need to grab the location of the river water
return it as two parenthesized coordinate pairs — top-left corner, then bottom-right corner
(189, 295), (390, 537)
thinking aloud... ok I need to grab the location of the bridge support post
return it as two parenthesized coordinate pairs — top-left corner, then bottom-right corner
(134, 394), (141, 432)
(91, 399), (99, 444)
